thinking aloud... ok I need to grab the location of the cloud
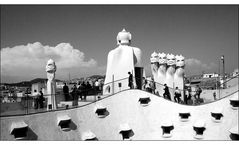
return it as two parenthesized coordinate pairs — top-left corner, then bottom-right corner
(1, 42), (97, 81)
(185, 58), (217, 75)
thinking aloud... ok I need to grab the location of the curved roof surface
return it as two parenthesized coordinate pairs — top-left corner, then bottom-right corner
(0, 89), (238, 140)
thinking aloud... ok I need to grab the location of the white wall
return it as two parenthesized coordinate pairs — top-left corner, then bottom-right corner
(31, 82), (46, 95)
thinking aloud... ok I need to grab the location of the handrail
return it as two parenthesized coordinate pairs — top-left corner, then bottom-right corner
(1, 75), (238, 117)
(103, 77), (129, 86)
(138, 86), (239, 107)
(1, 87), (238, 117)
(0, 88), (131, 118)
(221, 74), (239, 85)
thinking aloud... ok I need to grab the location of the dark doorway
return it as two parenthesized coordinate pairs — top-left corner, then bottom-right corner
(135, 67), (144, 90)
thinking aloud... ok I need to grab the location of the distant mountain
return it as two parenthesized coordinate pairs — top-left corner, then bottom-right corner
(2, 78), (63, 87)
(30, 78), (63, 83)
(3, 76), (104, 87)
(30, 78), (47, 84)
(2, 81), (31, 87)
(87, 75), (105, 80)
(69, 75), (105, 83)
(71, 78), (84, 82)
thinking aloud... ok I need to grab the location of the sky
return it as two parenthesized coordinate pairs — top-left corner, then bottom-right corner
(1, 5), (238, 83)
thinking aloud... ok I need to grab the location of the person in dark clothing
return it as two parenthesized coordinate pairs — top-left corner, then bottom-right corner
(150, 78), (156, 94)
(163, 84), (171, 100)
(184, 89), (188, 105)
(72, 84), (78, 106)
(145, 80), (151, 93)
(63, 83), (69, 101)
(128, 72), (133, 89)
(33, 90), (39, 109)
(186, 87), (193, 105)
(86, 81), (92, 96)
(39, 89), (44, 108)
(81, 81), (87, 100)
(213, 91), (216, 100)
(196, 85), (202, 99)
(174, 87), (181, 103)
(187, 87), (192, 100)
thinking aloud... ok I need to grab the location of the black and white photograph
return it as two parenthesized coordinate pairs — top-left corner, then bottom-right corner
(0, 2), (238, 141)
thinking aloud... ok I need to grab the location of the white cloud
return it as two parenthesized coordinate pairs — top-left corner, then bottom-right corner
(185, 58), (217, 75)
(1, 42), (97, 81)
(185, 58), (201, 66)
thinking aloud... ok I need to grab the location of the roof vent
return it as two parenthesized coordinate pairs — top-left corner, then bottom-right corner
(119, 123), (134, 140)
(81, 130), (98, 141)
(161, 120), (174, 138)
(229, 93), (239, 109)
(229, 125), (239, 140)
(179, 109), (191, 122)
(211, 108), (223, 123)
(94, 104), (109, 118)
(10, 121), (28, 140)
(139, 96), (151, 106)
(193, 120), (206, 139)
(57, 115), (71, 131)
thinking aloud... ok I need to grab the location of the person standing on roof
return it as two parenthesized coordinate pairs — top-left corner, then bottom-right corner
(72, 84), (78, 106)
(213, 91), (216, 100)
(63, 83), (69, 101)
(39, 88), (44, 108)
(196, 85), (202, 99)
(163, 84), (171, 100)
(174, 87), (181, 103)
(128, 72), (133, 89)
(150, 78), (156, 94)
(94, 79), (100, 96)
(33, 90), (39, 109)
(81, 81), (87, 100)
(86, 81), (92, 99)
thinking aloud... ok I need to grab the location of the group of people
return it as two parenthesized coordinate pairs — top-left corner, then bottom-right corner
(163, 84), (185, 103)
(61, 72), (203, 106)
(128, 72), (156, 94)
(33, 89), (45, 109)
(63, 80), (102, 106)
(195, 85), (202, 99)
(163, 84), (203, 104)
(142, 78), (156, 94)
(129, 72), (205, 105)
